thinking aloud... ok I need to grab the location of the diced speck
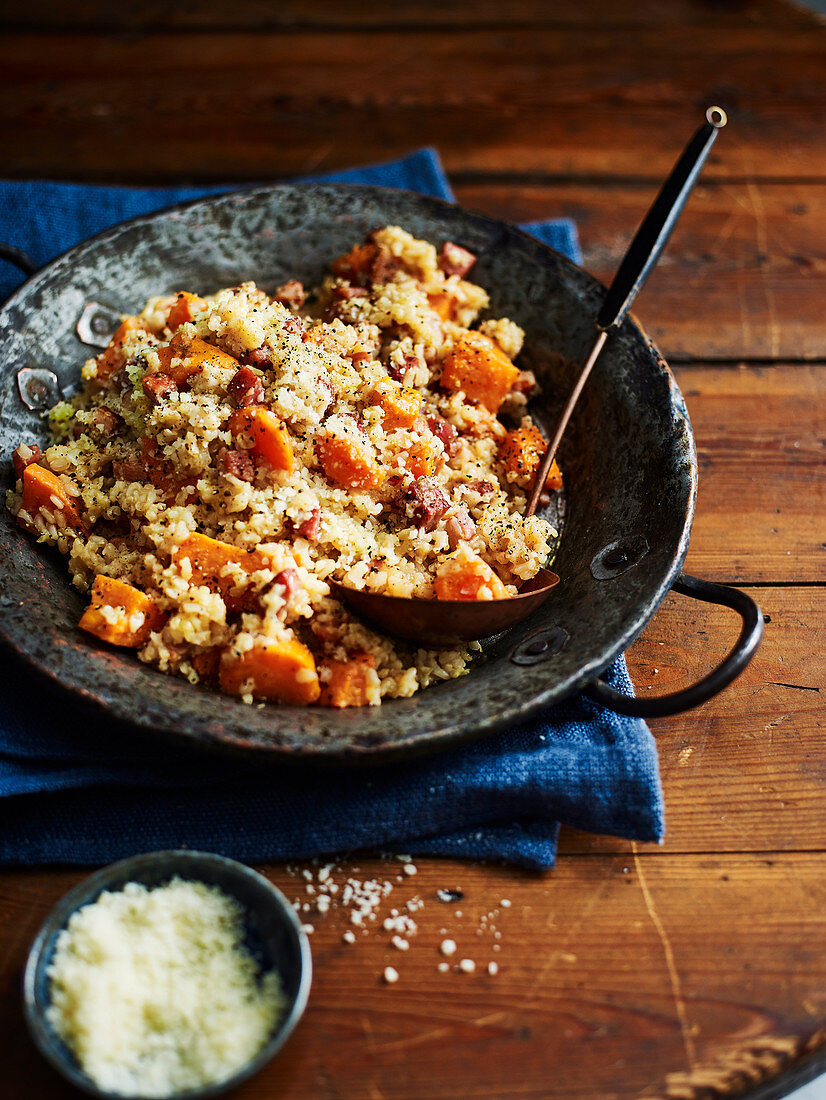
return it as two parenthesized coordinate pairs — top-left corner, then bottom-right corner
(301, 923), (314, 934)
(384, 966), (399, 984)
(391, 936), (410, 951)
(403, 864), (417, 876)
(342, 930), (356, 944)
(459, 959), (476, 973)
(500, 899), (511, 908)
(438, 962), (449, 973)
(440, 939), (457, 956)
(488, 962), (499, 976)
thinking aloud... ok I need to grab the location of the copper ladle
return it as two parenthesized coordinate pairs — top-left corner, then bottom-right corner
(329, 107), (728, 645)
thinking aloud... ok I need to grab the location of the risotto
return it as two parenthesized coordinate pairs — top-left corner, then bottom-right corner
(7, 227), (561, 708)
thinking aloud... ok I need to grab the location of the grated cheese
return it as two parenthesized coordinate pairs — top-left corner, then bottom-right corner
(46, 878), (285, 1098)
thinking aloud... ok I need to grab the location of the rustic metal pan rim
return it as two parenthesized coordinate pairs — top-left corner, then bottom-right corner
(0, 182), (696, 761)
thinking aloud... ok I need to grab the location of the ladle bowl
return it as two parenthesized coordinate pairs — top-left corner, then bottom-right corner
(326, 569), (560, 645)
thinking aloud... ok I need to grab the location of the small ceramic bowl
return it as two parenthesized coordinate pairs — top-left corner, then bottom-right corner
(23, 850), (312, 1099)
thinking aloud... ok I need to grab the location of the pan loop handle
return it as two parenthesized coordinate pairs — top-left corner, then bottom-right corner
(0, 243), (39, 278)
(583, 573), (763, 718)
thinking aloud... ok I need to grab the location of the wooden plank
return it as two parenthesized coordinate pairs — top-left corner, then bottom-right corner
(563, 585), (826, 857)
(2, 26), (825, 183)
(3, 852), (826, 1098)
(4, 0), (820, 31)
(675, 363), (826, 580)
(542, 363), (822, 582)
(455, 181), (826, 362)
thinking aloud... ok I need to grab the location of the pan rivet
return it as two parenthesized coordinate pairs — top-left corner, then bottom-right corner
(511, 627), (569, 666)
(76, 301), (122, 348)
(591, 536), (649, 581)
(603, 546), (629, 569)
(17, 367), (63, 411)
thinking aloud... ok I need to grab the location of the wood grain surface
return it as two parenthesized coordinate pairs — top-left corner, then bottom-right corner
(1, 2), (825, 1098)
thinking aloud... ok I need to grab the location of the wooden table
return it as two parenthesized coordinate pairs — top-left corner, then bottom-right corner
(2, 2), (825, 1096)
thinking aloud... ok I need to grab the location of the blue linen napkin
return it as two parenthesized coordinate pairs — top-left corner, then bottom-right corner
(0, 150), (660, 870)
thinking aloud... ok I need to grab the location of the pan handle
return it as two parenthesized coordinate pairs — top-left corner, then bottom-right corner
(0, 243), (39, 278)
(583, 573), (763, 718)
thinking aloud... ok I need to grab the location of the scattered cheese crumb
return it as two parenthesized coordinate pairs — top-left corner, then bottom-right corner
(488, 962), (499, 976)
(285, 858), (513, 984)
(383, 967), (399, 984)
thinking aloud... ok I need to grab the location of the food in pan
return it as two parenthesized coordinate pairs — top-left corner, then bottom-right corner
(7, 227), (560, 707)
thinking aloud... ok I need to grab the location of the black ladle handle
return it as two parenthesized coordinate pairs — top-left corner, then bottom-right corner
(526, 106), (728, 518)
(596, 106), (727, 332)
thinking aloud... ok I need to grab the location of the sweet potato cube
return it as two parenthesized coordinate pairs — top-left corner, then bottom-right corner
(228, 406), (294, 473)
(370, 382), (423, 429)
(319, 652), (377, 708)
(78, 575), (165, 647)
(317, 431), (380, 490)
(434, 546), (508, 601)
(440, 330), (520, 412)
(499, 423), (563, 491)
(19, 464), (82, 531)
(403, 436), (442, 478)
(172, 532), (273, 611)
(96, 317), (148, 383)
(156, 333), (239, 386)
(427, 291), (455, 320)
(331, 243), (376, 280)
(166, 291), (207, 330)
(219, 638), (320, 704)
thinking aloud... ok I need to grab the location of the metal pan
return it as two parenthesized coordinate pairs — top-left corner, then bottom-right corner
(0, 184), (762, 760)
